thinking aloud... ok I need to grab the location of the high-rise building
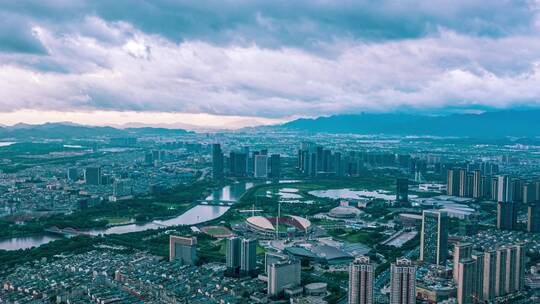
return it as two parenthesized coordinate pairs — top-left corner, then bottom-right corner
(229, 151), (247, 177)
(396, 178), (408, 204)
(265, 252), (288, 274)
(268, 259), (301, 298)
(226, 237), (241, 272)
(453, 243), (473, 283)
(389, 258), (416, 304)
(472, 252), (484, 302)
(459, 168), (468, 197)
(348, 256), (374, 304)
(457, 258), (476, 304)
(254, 155), (269, 178)
(420, 211), (448, 265)
(84, 167), (101, 185)
(112, 179), (133, 198)
(481, 245), (525, 300)
(67, 167), (78, 181)
(497, 201), (517, 230)
(497, 175), (512, 203)
(269, 154), (281, 178)
(212, 143), (224, 179)
(447, 169), (460, 196)
(169, 236), (197, 265)
(528, 203), (540, 233)
(240, 238), (257, 275)
(472, 170), (482, 199)
(482, 249), (497, 301)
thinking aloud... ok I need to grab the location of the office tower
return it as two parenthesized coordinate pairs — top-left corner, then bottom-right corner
(457, 258), (476, 304)
(112, 179), (133, 197)
(229, 151), (247, 177)
(524, 182), (536, 203)
(497, 175), (512, 203)
(348, 256), (374, 304)
(453, 243), (473, 283)
(268, 154), (281, 178)
(389, 258), (416, 304)
(265, 252), (288, 274)
(472, 170), (482, 199)
(254, 154), (269, 178)
(396, 178), (408, 204)
(316, 146), (323, 173)
(169, 236), (197, 265)
(528, 203), (540, 232)
(144, 152), (153, 165)
(84, 167), (101, 185)
(212, 143), (224, 179)
(447, 169), (460, 196)
(459, 168), (468, 197)
(420, 211), (448, 265)
(240, 238), (257, 275)
(226, 237), (241, 273)
(472, 253), (484, 302)
(497, 201), (517, 230)
(67, 167), (78, 181)
(268, 259), (301, 297)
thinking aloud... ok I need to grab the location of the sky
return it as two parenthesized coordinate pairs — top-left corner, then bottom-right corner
(1, 0), (540, 129)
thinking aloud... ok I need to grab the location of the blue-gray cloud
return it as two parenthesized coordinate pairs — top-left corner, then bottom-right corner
(1, 0), (540, 119)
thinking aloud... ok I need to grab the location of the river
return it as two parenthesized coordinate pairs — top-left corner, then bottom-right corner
(0, 181), (258, 251)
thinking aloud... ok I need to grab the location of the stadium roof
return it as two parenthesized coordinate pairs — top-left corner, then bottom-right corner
(246, 216), (275, 230)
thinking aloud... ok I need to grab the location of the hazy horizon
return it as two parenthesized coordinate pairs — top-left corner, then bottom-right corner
(2, 1), (540, 127)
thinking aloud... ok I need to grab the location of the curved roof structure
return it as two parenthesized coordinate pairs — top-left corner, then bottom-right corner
(289, 215), (311, 230)
(246, 215), (312, 232)
(246, 216), (275, 231)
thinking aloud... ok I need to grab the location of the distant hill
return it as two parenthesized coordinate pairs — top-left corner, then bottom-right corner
(280, 110), (540, 137)
(0, 122), (190, 139)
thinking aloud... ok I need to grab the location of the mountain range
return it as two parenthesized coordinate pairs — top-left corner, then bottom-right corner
(0, 122), (190, 140)
(279, 110), (540, 138)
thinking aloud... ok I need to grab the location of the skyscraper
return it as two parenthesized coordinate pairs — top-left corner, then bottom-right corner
(459, 168), (468, 197)
(396, 178), (409, 204)
(472, 252), (484, 302)
(420, 211), (448, 265)
(482, 249), (497, 301)
(497, 201), (517, 230)
(348, 256), (374, 304)
(268, 259), (301, 298)
(497, 175), (513, 203)
(169, 236), (197, 265)
(212, 143), (224, 179)
(269, 154), (281, 178)
(254, 154), (269, 178)
(226, 237), (241, 273)
(472, 170), (482, 199)
(447, 168), (460, 196)
(453, 243), (473, 283)
(389, 258), (416, 304)
(457, 258), (476, 304)
(528, 203), (540, 232)
(240, 238), (257, 275)
(67, 167), (78, 181)
(84, 167), (101, 185)
(229, 151), (247, 177)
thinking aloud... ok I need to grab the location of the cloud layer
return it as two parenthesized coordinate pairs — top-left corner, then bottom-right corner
(1, 0), (540, 120)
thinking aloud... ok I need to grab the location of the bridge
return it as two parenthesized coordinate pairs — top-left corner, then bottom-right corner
(45, 226), (94, 237)
(198, 200), (236, 206)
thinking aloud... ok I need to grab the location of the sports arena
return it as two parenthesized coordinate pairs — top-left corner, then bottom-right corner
(246, 215), (312, 237)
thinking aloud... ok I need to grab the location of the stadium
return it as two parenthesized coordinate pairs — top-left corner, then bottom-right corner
(246, 215), (312, 237)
